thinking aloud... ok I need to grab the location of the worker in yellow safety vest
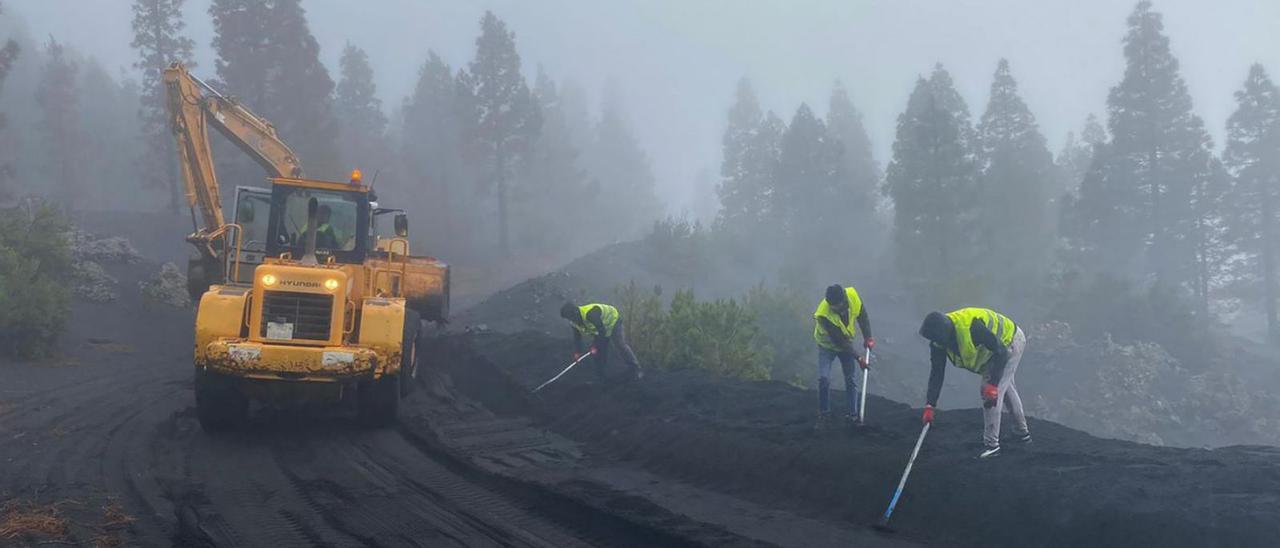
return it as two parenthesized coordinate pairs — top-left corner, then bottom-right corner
(560, 301), (643, 382)
(812, 284), (874, 430)
(918, 308), (1030, 459)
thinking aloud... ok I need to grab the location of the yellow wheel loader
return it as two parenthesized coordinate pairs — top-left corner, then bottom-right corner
(164, 63), (448, 431)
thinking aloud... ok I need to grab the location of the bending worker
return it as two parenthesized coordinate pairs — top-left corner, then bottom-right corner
(560, 301), (643, 382)
(918, 308), (1030, 459)
(813, 284), (874, 429)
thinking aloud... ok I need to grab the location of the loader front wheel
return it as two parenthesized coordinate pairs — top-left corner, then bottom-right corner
(195, 369), (247, 432)
(358, 374), (400, 427)
(399, 310), (422, 397)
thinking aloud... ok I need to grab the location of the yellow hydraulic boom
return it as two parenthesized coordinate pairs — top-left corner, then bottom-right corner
(163, 62), (302, 239)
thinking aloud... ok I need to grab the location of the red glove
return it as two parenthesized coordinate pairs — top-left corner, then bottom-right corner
(982, 383), (999, 402)
(573, 352), (582, 361)
(857, 354), (870, 369)
(863, 336), (876, 350)
(589, 346), (599, 355)
(922, 405), (935, 424)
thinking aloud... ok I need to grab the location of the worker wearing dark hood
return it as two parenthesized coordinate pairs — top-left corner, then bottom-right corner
(812, 284), (874, 429)
(918, 308), (1030, 459)
(560, 301), (643, 382)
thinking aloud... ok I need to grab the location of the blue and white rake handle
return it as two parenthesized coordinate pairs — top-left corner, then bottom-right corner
(879, 421), (931, 527)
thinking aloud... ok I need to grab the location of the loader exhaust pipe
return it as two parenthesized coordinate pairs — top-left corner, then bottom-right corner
(301, 197), (319, 265)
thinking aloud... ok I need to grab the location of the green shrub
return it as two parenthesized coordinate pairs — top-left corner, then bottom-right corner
(0, 203), (72, 359)
(615, 282), (769, 381)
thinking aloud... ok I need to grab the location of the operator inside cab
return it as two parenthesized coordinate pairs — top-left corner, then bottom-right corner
(302, 205), (341, 250)
(267, 184), (369, 263)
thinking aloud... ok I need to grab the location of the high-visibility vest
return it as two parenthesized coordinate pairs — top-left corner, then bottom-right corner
(300, 222), (337, 241)
(941, 307), (1016, 373)
(812, 286), (863, 351)
(573, 304), (619, 337)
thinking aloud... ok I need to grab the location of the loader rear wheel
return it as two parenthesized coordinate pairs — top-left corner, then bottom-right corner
(358, 374), (400, 427)
(195, 369), (247, 432)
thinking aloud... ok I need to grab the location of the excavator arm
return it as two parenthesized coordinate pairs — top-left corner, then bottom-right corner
(163, 62), (303, 235)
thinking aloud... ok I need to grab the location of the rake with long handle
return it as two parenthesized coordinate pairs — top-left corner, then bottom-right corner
(859, 348), (871, 424)
(532, 351), (594, 393)
(874, 421), (931, 532)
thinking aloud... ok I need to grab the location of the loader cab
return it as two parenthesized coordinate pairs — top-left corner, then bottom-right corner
(264, 178), (372, 264)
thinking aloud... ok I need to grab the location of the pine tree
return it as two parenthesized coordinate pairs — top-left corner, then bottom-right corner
(334, 43), (388, 175)
(976, 59), (1055, 296)
(209, 0), (340, 180)
(79, 61), (145, 211)
(515, 67), (588, 256)
(557, 78), (592, 152)
(131, 0), (195, 213)
(827, 80), (879, 220)
(1056, 114), (1106, 196)
(35, 38), (80, 212)
(773, 104), (844, 237)
(401, 51), (462, 255)
(884, 65), (980, 305)
(585, 86), (659, 244)
(263, 0), (340, 179)
(464, 11), (541, 255)
(207, 0), (270, 189)
(771, 103), (848, 288)
(718, 77), (762, 228)
(0, 0), (19, 200)
(1072, 1), (1227, 314)
(1224, 64), (1280, 341)
(209, 0), (270, 106)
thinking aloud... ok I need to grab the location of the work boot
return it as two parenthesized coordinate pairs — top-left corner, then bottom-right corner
(842, 413), (861, 428)
(813, 412), (833, 431)
(1015, 432), (1032, 444)
(978, 445), (1002, 459)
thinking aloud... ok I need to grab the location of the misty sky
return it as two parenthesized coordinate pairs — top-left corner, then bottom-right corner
(7, 0), (1280, 214)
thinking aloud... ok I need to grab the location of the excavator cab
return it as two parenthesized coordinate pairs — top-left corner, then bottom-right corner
(231, 186), (271, 283)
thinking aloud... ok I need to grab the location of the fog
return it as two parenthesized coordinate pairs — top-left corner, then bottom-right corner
(11, 0), (1280, 214)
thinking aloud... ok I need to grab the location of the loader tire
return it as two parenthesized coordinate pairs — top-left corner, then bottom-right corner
(399, 310), (422, 397)
(195, 369), (247, 432)
(358, 374), (400, 427)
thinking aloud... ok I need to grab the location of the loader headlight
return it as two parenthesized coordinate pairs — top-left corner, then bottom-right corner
(261, 273), (278, 287)
(324, 278), (340, 291)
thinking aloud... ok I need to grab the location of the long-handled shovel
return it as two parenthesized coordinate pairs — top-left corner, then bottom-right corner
(532, 351), (594, 393)
(859, 348), (871, 424)
(874, 421), (931, 533)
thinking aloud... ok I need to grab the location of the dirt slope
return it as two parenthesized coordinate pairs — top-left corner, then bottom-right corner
(437, 330), (1280, 548)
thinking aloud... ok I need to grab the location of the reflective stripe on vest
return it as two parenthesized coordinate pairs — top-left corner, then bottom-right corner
(813, 286), (864, 351)
(575, 304), (619, 337)
(943, 307), (1016, 373)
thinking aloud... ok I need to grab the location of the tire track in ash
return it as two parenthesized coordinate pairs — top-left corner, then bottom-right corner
(0, 364), (192, 546)
(273, 422), (593, 547)
(1, 370), (175, 493)
(158, 414), (368, 547)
